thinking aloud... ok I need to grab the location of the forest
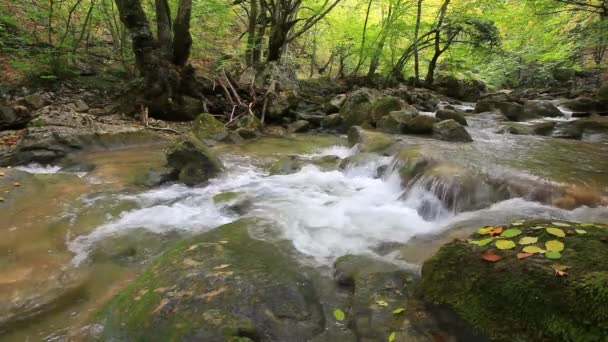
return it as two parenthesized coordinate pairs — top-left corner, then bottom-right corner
(0, 0), (608, 341)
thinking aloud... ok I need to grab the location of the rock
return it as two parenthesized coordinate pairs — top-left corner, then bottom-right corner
(523, 100), (562, 117)
(571, 112), (591, 118)
(432, 120), (472, 142)
(98, 219), (325, 341)
(88, 108), (108, 116)
(321, 113), (343, 129)
(376, 110), (418, 134)
(236, 127), (258, 139)
(23, 94), (48, 109)
(212, 191), (241, 204)
(598, 82), (608, 105)
(551, 122), (582, 140)
(72, 99), (89, 113)
(165, 133), (224, 186)
(497, 102), (540, 121)
(348, 126), (396, 153)
(561, 97), (598, 112)
(237, 115), (262, 131)
(0, 105), (31, 130)
(295, 112), (324, 126)
(340, 88), (381, 128)
(435, 109), (467, 126)
(474, 99), (498, 113)
(192, 113), (228, 142)
(287, 120), (310, 133)
(333, 255), (416, 341)
(370, 96), (403, 122)
(269, 155), (341, 175)
(401, 115), (440, 135)
(435, 76), (485, 102)
(498, 121), (555, 136)
(263, 125), (288, 137)
(253, 62), (300, 120)
(419, 219), (608, 341)
(326, 94), (347, 114)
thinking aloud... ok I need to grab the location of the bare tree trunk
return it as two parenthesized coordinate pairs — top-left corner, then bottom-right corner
(114, 0), (158, 74)
(353, 0), (373, 76)
(156, 0), (173, 59)
(424, 0), (450, 86)
(172, 0), (193, 66)
(253, 13), (266, 63)
(414, 0), (423, 83)
(246, 0), (258, 66)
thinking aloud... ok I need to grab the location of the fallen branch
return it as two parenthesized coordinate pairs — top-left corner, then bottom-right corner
(146, 126), (181, 134)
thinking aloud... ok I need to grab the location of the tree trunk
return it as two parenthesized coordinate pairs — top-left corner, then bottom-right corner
(114, 0), (158, 75)
(246, 0), (258, 66)
(156, 0), (172, 59)
(253, 13), (266, 64)
(267, 24), (290, 62)
(172, 0), (192, 66)
(353, 0), (373, 76)
(414, 0), (423, 83)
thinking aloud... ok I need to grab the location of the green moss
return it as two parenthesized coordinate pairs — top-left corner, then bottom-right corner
(370, 97), (402, 122)
(419, 219), (608, 341)
(193, 113), (228, 141)
(28, 118), (47, 127)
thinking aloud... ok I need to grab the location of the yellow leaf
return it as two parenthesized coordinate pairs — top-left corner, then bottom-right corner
(333, 308), (345, 321)
(12, 182), (21, 187)
(376, 300), (389, 307)
(545, 240), (564, 252)
(388, 332), (396, 342)
(392, 307), (406, 314)
(495, 240), (516, 250)
(546, 227), (565, 237)
(522, 246), (545, 254)
(519, 236), (538, 245)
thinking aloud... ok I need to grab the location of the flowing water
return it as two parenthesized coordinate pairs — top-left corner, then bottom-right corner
(1, 113), (608, 340)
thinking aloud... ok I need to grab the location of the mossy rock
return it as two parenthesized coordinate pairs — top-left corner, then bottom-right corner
(192, 113), (228, 142)
(269, 155), (342, 175)
(166, 133), (224, 186)
(98, 219), (324, 341)
(376, 110), (418, 134)
(212, 191), (241, 204)
(347, 126), (396, 153)
(340, 88), (381, 128)
(370, 96), (403, 123)
(401, 115), (439, 135)
(419, 219), (608, 341)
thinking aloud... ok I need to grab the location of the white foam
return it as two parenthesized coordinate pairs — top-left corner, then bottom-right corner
(16, 164), (62, 174)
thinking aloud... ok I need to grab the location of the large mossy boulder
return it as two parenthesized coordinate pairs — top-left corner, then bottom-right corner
(376, 110), (419, 134)
(419, 219), (608, 342)
(523, 100), (563, 118)
(340, 88), (381, 128)
(435, 109), (467, 126)
(432, 119), (472, 142)
(401, 115), (440, 135)
(369, 96), (404, 122)
(98, 219), (325, 341)
(498, 102), (540, 121)
(166, 133), (224, 186)
(192, 113), (228, 142)
(348, 126), (396, 153)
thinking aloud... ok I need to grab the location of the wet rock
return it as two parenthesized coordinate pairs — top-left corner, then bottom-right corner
(370, 97), (404, 123)
(0, 105), (31, 130)
(376, 110), (418, 134)
(165, 133), (224, 186)
(72, 99), (89, 113)
(22, 94), (48, 109)
(295, 112), (325, 126)
(561, 97), (599, 113)
(236, 127), (258, 140)
(91, 229), (169, 263)
(98, 219), (325, 341)
(551, 122), (582, 140)
(348, 126), (396, 153)
(435, 76), (485, 102)
(326, 94), (347, 114)
(212, 191), (241, 204)
(498, 102), (540, 121)
(263, 125), (288, 137)
(474, 99), (499, 113)
(435, 109), (467, 126)
(321, 113), (343, 129)
(288, 119), (311, 133)
(523, 100), (562, 117)
(432, 119), (472, 142)
(192, 113), (228, 142)
(401, 115), (440, 135)
(269, 154), (341, 175)
(498, 121), (555, 136)
(419, 219), (608, 341)
(340, 88), (381, 128)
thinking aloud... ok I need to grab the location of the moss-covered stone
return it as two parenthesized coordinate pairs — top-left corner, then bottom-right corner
(432, 119), (472, 142)
(268, 154), (342, 175)
(340, 88), (381, 128)
(98, 219), (325, 341)
(166, 133), (224, 186)
(370, 97), (403, 122)
(212, 191), (241, 204)
(192, 113), (229, 142)
(419, 219), (608, 341)
(401, 115), (439, 135)
(347, 126), (396, 153)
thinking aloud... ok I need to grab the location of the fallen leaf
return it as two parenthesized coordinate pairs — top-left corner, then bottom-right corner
(517, 252), (534, 259)
(489, 227), (504, 237)
(551, 264), (570, 272)
(522, 245), (545, 254)
(0, 172), (4, 176)
(12, 182), (20, 187)
(579, 223), (596, 228)
(501, 229), (522, 238)
(388, 332), (396, 342)
(376, 300), (389, 307)
(333, 308), (345, 321)
(478, 226), (494, 234)
(468, 238), (493, 246)
(0, 197), (4, 202)
(546, 227), (565, 237)
(545, 240), (564, 252)
(575, 229), (587, 235)
(511, 220), (525, 226)
(213, 264), (231, 270)
(495, 239), (516, 250)
(518, 236), (538, 245)
(392, 307), (406, 314)
(481, 250), (502, 262)
(532, 225), (546, 230)
(552, 222), (571, 227)
(545, 251), (562, 259)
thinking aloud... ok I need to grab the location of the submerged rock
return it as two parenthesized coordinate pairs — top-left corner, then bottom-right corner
(419, 219), (608, 341)
(165, 133), (224, 186)
(348, 126), (396, 153)
(432, 119), (472, 142)
(98, 219), (325, 341)
(498, 102), (540, 121)
(269, 154), (342, 175)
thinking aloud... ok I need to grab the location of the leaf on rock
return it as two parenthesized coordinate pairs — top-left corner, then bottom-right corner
(388, 332), (396, 342)
(468, 238), (493, 246)
(545, 240), (564, 252)
(481, 250), (502, 262)
(517, 252), (533, 259)
(546, 227), (565, 237)
(518, 236), (538, 245)
(575, 229), (587, 235)
(392, 307), (406, 314)
(495, 240), (516, 250)
(501, 229), (522, 238)
(376, 300), (389, 307)
(552, 222), (571, 227)
(545, 251), (562, 259)
(333, 308), (345, 321)
(522, 245), (545, 254)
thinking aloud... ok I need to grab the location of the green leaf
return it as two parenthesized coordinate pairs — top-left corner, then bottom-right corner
(392, 307), (406, 314)
(333, 309), (345, 321)
(518, 236), (538, 245)
(545, 251), (562, 259)
(579, 223), (596, 228)
(552, 222), (571, 227)
(511, 220), (525, 226)
(501, 229), (522, 238)
(545, 240), (564, 252)
(468, 238), (493, 246)
(523, 245), (545, 254)
(388, 332), (396, 342)
(495, 240), (516, 250)
(575, 229), (587, 234)
(478, 226), (494, 234)
(546, 227), (565, 237)
(376, 300), (389, 307)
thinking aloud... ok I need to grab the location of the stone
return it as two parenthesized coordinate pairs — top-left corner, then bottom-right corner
(419, 219), (608, 341)
(401, 115), (440, 135)
(435, 109), (467, 126)
(321, 113), (343, 129)
(0, 105), (31, 130)
(435, 76), (486, 102)
(287, 120), (310, 133)
(348, 126), (396, 153)
(369, 96), (403, 123)
(23, 94), (48, 109)
(326, 94), (347, 114)
(340, 88), (381, 128)
(497, 102), (540, 121)
(98, 219), (325, 341)
(165, 133), (224, 186)
(88, 108), (108, 116)
(192, 113), (228, 142)
(523, 100), (562, 117)
(551, 122), (582, 140)
(268, 155), (341, 175)
(235, 127), (258, 139)
(73, 99), (89, 113)
(561, 97), (598, 113)
(432, 119), (473, 142)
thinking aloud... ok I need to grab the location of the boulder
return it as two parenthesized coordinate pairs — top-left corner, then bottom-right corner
(321, 113), (343, 129)
(523, 100), (562, 117)
(98, 219), (325, 341)
(551, 122), (582, 140)
(235, 127), (258, 140)
(432, 120), (472, 142)
(326, 94), (347, 114)
(497, 102), (540, 121)
(192, 113), (228, 142)
(348, 126), (396, 153)
(0, 105), (31, 130)
(401, 115), (440, 135)
(419, 219), (608, 341)
(498, 121), (555, 136)
(435, 76), (486, 102)
(165, 133), (224, 186)
(23, 94), (48, 109)
(474, 99), (498, 113)
(72, 99), (89, 113)
(561, 97), (598, 112)
(369, 96), (403, 122)
(376, 110), (418, 134)
(287, 120), (310, 133)
(435, 109), (467, 126)
(340, 88), (381, 128)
